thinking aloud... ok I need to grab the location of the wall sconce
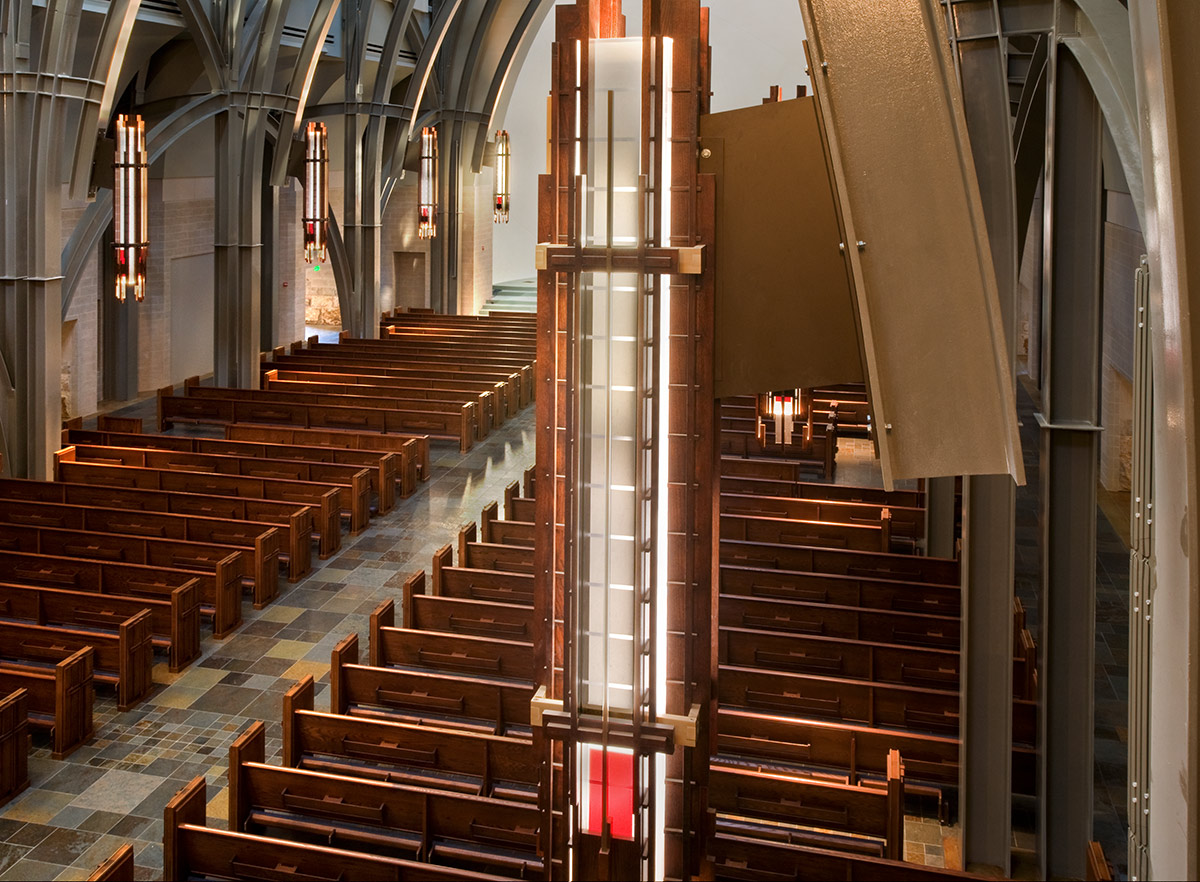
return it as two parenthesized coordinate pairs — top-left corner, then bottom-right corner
(494, 130), (511, 223)
(419, 126), (438, 239)
(303, 122), (328, 263)
(113, 113), (148, 303)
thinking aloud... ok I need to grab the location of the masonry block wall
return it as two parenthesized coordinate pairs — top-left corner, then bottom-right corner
(61, 189), (100, 420)
(379, 171), (432, 315)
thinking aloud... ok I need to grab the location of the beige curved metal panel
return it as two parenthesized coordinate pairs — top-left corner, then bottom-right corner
(799, 0), (1024, 487)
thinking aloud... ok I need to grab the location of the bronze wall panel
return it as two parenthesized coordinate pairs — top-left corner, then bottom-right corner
(799, 0), (1024, 485)
(701, 98), (864, 399)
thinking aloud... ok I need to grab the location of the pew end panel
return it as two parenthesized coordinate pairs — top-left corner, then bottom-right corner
(369, 599), (396, 668)
(228, 720), (268, 832)
(164, 776), (208, 882)
(457, 522), (477, 568)
(117, 609), (156, 711)
(432, 544), (453, 595)
(0, 689), (29, 806)
(156, 385), (174, 431)
(330, 633), (359, 715)
(53, 647), (95, 759)
(282, 675), (317, 768)
(504, 480), (519, 520)
(86, 843), (135, 882)
(402, 570), (426, 630)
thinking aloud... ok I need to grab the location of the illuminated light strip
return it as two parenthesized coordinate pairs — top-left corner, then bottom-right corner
(113, 114), (148, 302)
(418, 126), (438, 239)
(303, 122), (329, 262)
(494, 130), (511, 223)
(654, 35), (674, 882)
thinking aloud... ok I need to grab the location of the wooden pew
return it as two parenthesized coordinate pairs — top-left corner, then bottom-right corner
(266, 368), (510, 427)
(707, 828), (985, 881)
(0, 496), (284, 606)
(55, 459), (340, 560)
(504, 480), (535, 523)
(263, 371), (497, 435)
(708, 754), (904, 860)
(720, 538), (959, 585)
(457, 522), (534, 574)
(331, 634), (532, 736)
(0, 520), (249, 641)
(303, 340), (534, 410)
(0, 689), (29, 806)
(719, 595), (960, 649)
(430, 552), (535, 607)
(265, 353), (524, 417)
(716, 708), (1037, 799)
(370, 599), (535, 681)
(0, 580), (200, 673)
(0, 546), (234, 638)
(86, 844), (135, 882)
(0, 615), (152, 711)
(0, 477), (313, 582)
(720, 426), (836, 479)
(720, 511), (891, 553)
(0, 646), (93, 758)
(226, 422), (428, 493)
(721, 492), (924, 542)
(64, 427), (398, 517)
(159, 383), (479, 454)
(165, 777), (503, 882)
(721, 563), (961, 617)
(720, 663), (1036, 746)
(719, 625), (959, 687)
(283, 674), (537, 801)
(719, 663), (959, 735)
(720, 460), (925, 509)
(229, 722), (544, 878)
(402, 571), (533, 641)
(480, 501), (535, 548)
(57, 444), (372, 537)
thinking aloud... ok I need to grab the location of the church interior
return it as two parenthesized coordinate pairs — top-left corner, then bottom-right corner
(0, 0), (1195, 879)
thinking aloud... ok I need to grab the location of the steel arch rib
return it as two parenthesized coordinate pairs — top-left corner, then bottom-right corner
(67, 0), (142, 200)
(175, 0), (227, 91)
(270, 0), (342, 186)
(385, 0), (467, 180)
(470, 0), (551, 172)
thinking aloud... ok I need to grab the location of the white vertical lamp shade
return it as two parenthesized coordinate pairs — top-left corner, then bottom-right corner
(494, 130), (511, 223)
(113, 113), (149, 303)
(303, 122), (329, 263)
(418, 126), (439, 239)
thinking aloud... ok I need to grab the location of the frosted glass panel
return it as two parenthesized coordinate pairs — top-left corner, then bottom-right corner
(578, 37), (646, 713)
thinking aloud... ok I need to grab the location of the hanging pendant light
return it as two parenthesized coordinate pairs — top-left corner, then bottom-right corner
(113, 113), (148, 303)
(418, 126), (439, 239)
(494, 130), (511, 223)
(303, 121), (329, 263)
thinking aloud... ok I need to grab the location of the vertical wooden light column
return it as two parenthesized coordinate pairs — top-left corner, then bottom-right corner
(533, 2), (715, 879)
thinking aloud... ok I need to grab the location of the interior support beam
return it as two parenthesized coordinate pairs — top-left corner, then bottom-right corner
(960, 473), (1015, 873)
(213, 106), (264, 388)
(925, 477), (957, 558)
(1037, 47), (1103, 879)
(944, 2), (1019, 870)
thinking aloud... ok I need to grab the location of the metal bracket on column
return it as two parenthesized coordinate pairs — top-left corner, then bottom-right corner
(530, 684), (562, 727)
(1033, 414), (1105, 433)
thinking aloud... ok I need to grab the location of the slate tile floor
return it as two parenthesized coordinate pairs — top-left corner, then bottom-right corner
(0, 397), (536, 880)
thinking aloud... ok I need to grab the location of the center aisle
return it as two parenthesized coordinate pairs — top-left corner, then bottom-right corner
(0, 410), (535, 881)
